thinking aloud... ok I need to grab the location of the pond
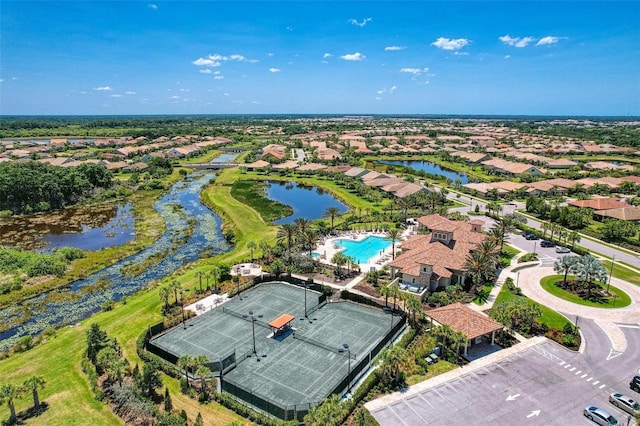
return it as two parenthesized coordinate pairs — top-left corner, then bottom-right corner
(0, 173), (230, 351)
(266, 181), (348, 225)
(211, 153), (238, 163)
(378, 160), (470, 184)
(0, 204), (135, 252)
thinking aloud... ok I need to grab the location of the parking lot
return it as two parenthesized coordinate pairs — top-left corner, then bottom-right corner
(369, 340), (637, 425)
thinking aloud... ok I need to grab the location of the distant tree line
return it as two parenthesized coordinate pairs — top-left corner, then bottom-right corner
(0, 161), (112, 214)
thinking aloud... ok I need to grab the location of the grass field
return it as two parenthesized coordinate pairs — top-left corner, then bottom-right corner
(539, 275), (631, 309)
(493, 284), (569, 330)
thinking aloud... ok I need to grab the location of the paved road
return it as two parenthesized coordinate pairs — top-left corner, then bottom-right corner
(449, 193), (640, 269)
(368, 328), (640, 426)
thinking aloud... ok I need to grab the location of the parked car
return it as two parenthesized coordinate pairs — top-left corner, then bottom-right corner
(524, 233), (538, 240)
(631, 375), (640, 393)
(609, 392), (640, 415)
(583, 406), (618, 425)
(555, 246), (571, 253)
(540, 240), (556, 248)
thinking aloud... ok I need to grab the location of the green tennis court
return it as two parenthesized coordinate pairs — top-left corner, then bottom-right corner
(148, 281), (405, 421)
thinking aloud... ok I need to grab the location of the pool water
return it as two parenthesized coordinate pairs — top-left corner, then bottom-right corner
(335, 236), (392, 264)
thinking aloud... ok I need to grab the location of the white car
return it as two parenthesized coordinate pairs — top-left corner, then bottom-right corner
(609, 392), (640, 415)
(555, 246), (571, 253)
(584, 405), (618, 425)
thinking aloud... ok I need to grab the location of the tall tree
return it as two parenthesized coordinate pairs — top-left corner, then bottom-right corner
(324, 206), (341, 233)
(554, 255), (578, 287)
(574, 254), (609, 298)
(158, 286), (170, 312)
(0, 384), (23, 424)
(247, 241), (257, 262)
(23, 376), (45, 413)
(387, 229), (401, 260)
(277, 224), (296, 256)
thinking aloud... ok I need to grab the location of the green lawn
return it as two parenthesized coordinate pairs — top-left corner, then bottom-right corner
(0, 166), (406, 425)
(540, 275), (631, 309)
(493, 284), (569, 330)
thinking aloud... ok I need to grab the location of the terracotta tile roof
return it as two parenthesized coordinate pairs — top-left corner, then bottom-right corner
(426, 303), (503, 340)
(594, 206), (640, 221)
(569, 198), (627, 210)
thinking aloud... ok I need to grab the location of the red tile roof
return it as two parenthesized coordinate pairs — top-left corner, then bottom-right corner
(426, 303), (503, 340)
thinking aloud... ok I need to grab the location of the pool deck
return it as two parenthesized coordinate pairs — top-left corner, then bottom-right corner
(313, 225), (418, 275)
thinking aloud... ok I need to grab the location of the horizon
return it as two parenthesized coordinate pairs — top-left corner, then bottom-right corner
(1, 1), (639, 116)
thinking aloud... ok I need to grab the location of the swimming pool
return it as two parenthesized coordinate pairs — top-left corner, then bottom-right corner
(335, 235), (392, 264)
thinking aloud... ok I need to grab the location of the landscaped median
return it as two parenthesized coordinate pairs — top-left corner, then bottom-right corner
(539, 275), (631, 308)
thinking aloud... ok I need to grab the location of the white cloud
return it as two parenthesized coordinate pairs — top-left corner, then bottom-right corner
(504, 55), (511, 59)
(148, 3), (157, 10)
(193, 58), (221, 67)
(431, 37), (469, 51)
(349, 18), (372, 27)
(0, 79), (3, 83)
(323, 53), (332, 58)
(224, 93), (230, 96)
(94, 86), (113, 91)
(168, 95), (180, 100)
(377, 89), (385, 95)
(400, 67), (429, 75)
(125, 91), (136, 95)
(341, 52), (366, 61)
(499, 35), (535, 48)
(453, 51), (469, 56)
(269, 68), (281, 73)
(214, 71), (221, 75)
(267, 52), (274, 57)
(79, 90), (88, 94)
(384, 46), (405, 51)
(110, 94), (122, 98)
(200, 69), (212, 74)
(389, 85), (397, 93)
(192, 53), (257, 68)
(214, 76), (224, 80)
(252, 101), (260, 104)
(536, 36), (560, 46)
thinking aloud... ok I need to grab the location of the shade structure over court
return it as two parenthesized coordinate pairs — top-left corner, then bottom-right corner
(146, 281), (406, 421)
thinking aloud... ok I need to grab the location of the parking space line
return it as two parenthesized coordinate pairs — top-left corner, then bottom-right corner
(593, 381), (599, 386)
(599, 384), (606, 389)
(564, 364), (571, 369)
(570, 367), (576, 372)
(587, 377), (593, 382)
(581, 374), (588, 378)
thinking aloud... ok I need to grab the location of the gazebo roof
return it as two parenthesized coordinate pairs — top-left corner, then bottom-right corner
(268, 314), (295, 329)
(426, 303), (503, 340)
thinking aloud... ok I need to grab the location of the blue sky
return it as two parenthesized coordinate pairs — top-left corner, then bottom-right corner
(1, 1), (639, 116)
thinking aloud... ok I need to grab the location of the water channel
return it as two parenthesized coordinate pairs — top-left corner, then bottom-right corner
(378, 160), (471, 184)
(0, 173), (230, 351)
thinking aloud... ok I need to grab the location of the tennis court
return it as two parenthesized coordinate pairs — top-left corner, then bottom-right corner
(148, 281), (405, 420)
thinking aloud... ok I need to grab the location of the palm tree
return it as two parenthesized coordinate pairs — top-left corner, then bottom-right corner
(324, 206), (341, 233)
(568, 231), (581, 250)
(331, 252), (349, 277)
(574, 254), (609, 298)
(277, 223), (296, 256)
(464, 250), (495, 293)
(210, 266), (219, 294)
(294, 217), (311, 237)
(0, 383), (23, 424)
(377, 345), (407, 387)
(169, 279), (180, 306)
(158, 286), (170, 311)
(107, 358), (129, 387)
(259, 241), (272, 262)
(554, 255), (577, 287)
(23, 375), (45, 413)
(453, 331), (467, 357)
(387, 229), (401, 260)
(435, 324), (454, 354)
(541, 222), (550, 239)
(178, 355), (194, 383)
(193, 355), (210, 397)
(477, 239), (499, 269)
(491, 214), (523, 251)
(196, 271), (203, 293)
(302, 229), (317, 256)
(405, 294), (422, 325)
(247, 241), (257, 262)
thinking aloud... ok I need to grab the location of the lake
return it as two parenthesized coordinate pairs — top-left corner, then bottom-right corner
(266, 181), (348, 225)
(378, 160), (470, 184)
(0, 173), (230, 350)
